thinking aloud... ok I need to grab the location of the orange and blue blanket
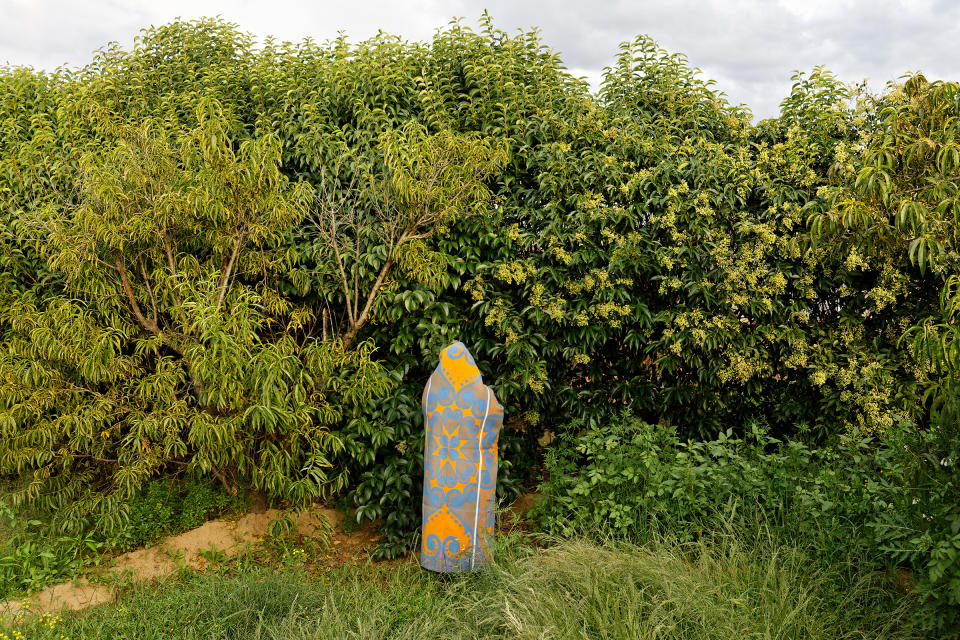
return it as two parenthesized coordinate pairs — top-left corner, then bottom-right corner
(421, 342), (503, 572)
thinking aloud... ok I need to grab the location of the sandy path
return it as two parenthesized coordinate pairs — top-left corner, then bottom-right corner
(0, 493), (538, 620)
(0, 506), (341, 619)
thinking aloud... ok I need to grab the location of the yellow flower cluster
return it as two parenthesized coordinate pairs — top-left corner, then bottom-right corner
(866, 264), (908, 312)
(718, 352), (764, 384)
(844, 247), (869, 271)
(658, 277), (684, 295)
(540, 301), (562, 321)
(526, 374), (545, 394)
(600, 227), (624, 244)
(619, 169), (652, 196)
(576, 191), (605, 211)
(484, 302), (507, 327)
(591, 302), (631, 328)
(465, 275), (485, 301)
(529, 283), (546, 306)
(795, 274), (817, 300)
(493, 260), (535, 284)
(550, 245), (573, 265)
(784, 341), (809, 369)
(807, 356), (897, 436)
(544, 236), (573, 265)
(564, 269), (629, 296)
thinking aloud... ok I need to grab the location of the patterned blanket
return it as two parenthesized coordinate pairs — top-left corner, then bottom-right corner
(421, 342), (504, 572)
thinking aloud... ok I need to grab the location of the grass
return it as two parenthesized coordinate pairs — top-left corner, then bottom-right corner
(0, 479), (241, 602)
(2, 532), (922, 640)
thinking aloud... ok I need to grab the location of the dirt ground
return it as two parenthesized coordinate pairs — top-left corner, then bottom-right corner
(0, 494), (539, 619)
(0, 506), (363, 618)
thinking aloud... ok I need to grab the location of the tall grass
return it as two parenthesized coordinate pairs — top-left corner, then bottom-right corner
(4, 532), (921, 640)
(492, 537), (913, 640)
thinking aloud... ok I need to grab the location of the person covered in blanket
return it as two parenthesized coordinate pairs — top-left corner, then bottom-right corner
(420, 342), (504, 573)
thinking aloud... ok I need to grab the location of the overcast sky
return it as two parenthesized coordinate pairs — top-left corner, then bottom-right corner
(2, 0), (957, 119)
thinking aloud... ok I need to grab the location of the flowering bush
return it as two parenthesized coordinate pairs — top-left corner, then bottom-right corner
(0, 18), (958, 594)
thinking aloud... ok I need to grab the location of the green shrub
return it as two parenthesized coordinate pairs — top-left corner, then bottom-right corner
(0, 504), (102, 599)
(0, 479), (238, 599)
(1, 14), (958, 577)
(535, 412), (959, 635)
(117, 479), (240, 550)
(898, 275), (960, 633)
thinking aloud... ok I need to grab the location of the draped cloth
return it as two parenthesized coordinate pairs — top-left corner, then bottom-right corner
(421, 342), (504, 573)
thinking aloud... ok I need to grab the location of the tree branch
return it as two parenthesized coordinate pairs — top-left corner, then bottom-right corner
(163, 232), (182, 307)
(341, 231), (407, 349)
(138, 253), (157, 319)
(113, 249), (159, 335)
(327, 209), (356, 325)
(112, 249), (185, 357)
(216, 234), (244, 310)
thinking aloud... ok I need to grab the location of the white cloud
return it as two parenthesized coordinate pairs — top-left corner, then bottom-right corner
(777, 0), (858, 21)
(1, 0), (957, 119)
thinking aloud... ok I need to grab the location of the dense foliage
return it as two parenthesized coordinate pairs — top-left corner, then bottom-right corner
(0, 14), (958, 633)
(535, 413), (957, 632)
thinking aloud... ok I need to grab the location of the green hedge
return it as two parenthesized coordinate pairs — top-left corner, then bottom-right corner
(535, 413), (960, 635)
(0, 17), (957, 613)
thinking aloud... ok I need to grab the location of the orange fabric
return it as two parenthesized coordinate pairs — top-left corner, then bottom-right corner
(421, 342), (503, 572)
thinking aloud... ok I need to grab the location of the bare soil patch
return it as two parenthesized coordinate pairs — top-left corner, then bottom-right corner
(0, 506), (348, 618)
(0, 493), (538, 619)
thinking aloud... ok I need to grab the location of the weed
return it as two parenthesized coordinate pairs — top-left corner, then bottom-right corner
(1, 536), (924, 639)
